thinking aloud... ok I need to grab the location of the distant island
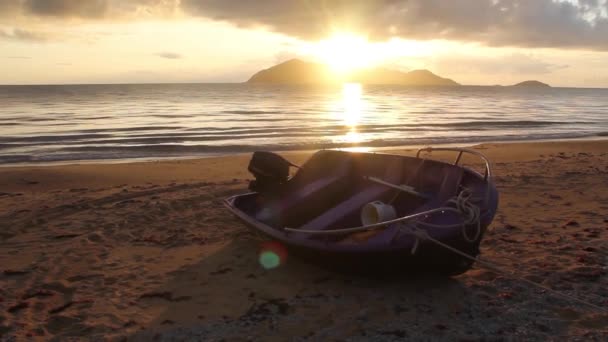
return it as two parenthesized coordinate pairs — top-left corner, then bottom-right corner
(247, 59), (460, 86)
(512, 80), (551, 87)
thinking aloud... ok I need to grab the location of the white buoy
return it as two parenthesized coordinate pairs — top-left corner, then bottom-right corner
(361, 201), (397, 225)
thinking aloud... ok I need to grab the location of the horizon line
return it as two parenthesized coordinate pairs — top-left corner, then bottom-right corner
(1, 82), (607, 89)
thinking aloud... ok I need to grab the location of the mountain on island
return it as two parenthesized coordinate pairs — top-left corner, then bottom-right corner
(247, 59), (460, 86)
(512, 80), (551, 87)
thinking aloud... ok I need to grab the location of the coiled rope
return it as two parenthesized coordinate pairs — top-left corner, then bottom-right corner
(413, 188), (481, 243)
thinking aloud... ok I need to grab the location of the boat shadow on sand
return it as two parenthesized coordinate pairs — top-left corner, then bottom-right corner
(125, 234), (574, 341)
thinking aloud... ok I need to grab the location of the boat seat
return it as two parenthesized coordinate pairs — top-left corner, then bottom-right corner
(298, 157), (404, 233)
(365, 163), (465, 245)
(255, 150), (353, 227)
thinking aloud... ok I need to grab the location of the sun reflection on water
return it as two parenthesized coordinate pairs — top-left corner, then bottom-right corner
(341, 83), (362, 127)
(333, 83), (371, 152)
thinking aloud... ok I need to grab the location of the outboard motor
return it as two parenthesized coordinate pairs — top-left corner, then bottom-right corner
(248, 151), (298, 192)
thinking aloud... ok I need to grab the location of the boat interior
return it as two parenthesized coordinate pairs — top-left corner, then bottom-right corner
(234, 150), (490, 243)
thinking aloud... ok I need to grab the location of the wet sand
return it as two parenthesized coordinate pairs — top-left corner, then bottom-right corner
(1, 140), (607, 340)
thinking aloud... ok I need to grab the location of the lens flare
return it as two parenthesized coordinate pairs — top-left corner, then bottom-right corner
(259, 251), (281, 269)
(258, 241), (288, 269)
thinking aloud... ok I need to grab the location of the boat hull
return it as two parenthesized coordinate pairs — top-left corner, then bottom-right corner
(225, 149), (499, 276)
(226, 194), (482, 275)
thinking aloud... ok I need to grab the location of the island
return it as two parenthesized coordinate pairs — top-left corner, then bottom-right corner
(247, 59), (460, 86)
(512, 80), (551, 87)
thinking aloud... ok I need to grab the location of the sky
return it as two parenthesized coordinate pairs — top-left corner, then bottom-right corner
(1, 0), (607, 86)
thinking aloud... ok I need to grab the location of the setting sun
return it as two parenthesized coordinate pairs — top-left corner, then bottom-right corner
(315, 33), (380, 74)
(310, 33), (443, 76)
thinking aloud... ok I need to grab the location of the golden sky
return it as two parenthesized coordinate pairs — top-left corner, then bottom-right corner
(1, 0), (607, 86)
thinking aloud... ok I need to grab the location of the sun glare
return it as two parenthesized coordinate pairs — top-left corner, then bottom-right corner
(306, 33), (447, 77)
(316, 33), (379, 74)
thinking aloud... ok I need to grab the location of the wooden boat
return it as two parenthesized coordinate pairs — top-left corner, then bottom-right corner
(224, 147), (499, 275)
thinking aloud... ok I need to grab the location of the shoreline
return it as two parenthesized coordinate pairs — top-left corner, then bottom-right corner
(1, 138), (607, 340)
(2, 139), (608, 194)
(2, 134), (607, 169)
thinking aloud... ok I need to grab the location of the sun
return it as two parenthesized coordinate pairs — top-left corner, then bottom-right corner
(309, 33), (445, 77)
(316, 33), (379, 74)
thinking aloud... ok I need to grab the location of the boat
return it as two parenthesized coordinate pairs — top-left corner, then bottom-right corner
(224, 147), (499, 275)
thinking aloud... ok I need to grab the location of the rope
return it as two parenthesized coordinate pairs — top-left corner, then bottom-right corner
(415, 188), (481, 243)
(400, 225), (608, 313)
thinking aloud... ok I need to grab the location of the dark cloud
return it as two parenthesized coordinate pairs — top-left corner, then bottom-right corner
(22, 0), (109, 18)
(0, 0), (179, 19)
(0, 1), (22, 15)
(181, 0), (608, 50)
(156, 52), (182, 59)
(181, 0), (370, 39)
(1, 0), (607, 50)
(0, 28), (50, 41)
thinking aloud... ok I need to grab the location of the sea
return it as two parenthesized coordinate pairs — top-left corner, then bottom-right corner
(1, 83), (607, 165)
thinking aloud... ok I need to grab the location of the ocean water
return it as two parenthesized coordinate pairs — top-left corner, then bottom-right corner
(1, 83), (607, 164)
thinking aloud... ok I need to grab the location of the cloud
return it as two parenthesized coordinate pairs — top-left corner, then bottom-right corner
(156, 51), (182, 59)
(432, 53), (570, 75)
(0, 28), (50, 41)
(0, 0), (180, 19)
(21, 0), (108, 18)
(0, 1), (21, 15)
(180, 0), (608, 50)
(2, 0), (607, 51)
(273, 50), (302, 64)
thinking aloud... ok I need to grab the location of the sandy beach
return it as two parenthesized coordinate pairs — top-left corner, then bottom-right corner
(1, 140), (607, 341)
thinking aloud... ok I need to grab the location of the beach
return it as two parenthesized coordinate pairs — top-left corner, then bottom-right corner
(1, 139), (607, 340)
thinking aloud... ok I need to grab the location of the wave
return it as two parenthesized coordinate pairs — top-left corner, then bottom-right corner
(0, 119), (597, 147)
(221, 110), (282, 114)
(2, 84), (607, 165)
(148, 114), (196, 118)
(0, 134), (115, 144)
(425, 120), (587, 128)
(1, 131), (601, 164)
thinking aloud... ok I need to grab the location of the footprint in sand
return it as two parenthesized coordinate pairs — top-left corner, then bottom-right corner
(86, 231), (105, 243)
